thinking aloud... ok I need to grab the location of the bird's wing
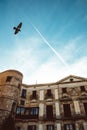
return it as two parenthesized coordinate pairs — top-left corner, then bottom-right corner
(14, 29), (18, 34)
(17, 22), (22, 29)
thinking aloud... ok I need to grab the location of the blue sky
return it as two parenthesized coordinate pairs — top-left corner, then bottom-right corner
(1, 0), (87, 84)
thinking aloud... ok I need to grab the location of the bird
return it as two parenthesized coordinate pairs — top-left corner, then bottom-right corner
(13, 22), (22, 34)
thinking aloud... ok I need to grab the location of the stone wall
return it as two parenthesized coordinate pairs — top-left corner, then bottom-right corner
(0, 70), (23, 128)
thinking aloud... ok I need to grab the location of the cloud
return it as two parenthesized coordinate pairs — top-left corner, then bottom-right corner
(1, 35), (87, 85)
(23, 56), (87, 84)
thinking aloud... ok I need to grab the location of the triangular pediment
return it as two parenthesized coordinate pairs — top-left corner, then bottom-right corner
(57, 75), (87, 84)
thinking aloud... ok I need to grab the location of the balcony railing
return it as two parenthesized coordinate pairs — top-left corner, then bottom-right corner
(16, 114), (39, 120)
(15, 113), (87, 121)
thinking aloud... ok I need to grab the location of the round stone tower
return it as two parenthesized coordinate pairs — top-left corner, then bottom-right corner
(0, 69), (23, 127)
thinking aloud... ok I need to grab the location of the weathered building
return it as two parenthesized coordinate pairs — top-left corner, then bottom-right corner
(0, 70), (87, 130)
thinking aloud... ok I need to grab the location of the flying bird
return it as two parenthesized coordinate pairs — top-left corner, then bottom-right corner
(13, 22), (22, 34)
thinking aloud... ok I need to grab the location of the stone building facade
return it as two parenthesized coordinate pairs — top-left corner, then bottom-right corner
(0, 70), (87, 130)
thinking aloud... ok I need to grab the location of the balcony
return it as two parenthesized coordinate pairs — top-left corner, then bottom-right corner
(59, 96), (72, 102)
(60, 114), (87, 121)
(30, 95), (38, 100)
(40, 115), (56, 121)
(15, 114), (39, 120)
(78, 94), (87, 100)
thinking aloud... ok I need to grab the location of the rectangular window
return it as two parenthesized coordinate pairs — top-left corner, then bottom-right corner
(80, 86), (85, 91)
(46, 105), (53, 119)
(20, 100), (25, 105)
(28, 125), (36, 130)
(6, 76), (12, 82)
(32, 91), (37, 98)
(21, 89), (26, 98)
(83, 103), (87, 115)
(62, 88), (67, 93)
(18, 83), (21, 89)
(64, 124), (75, 130)
(47, 125), (54, 130)
(47, 89), (52, 96)
(20, 107), (25, 115)
(16, 107), (25, 115)
(16, 126), (20, 130)
(16, 107), (21, 114)
(30, 107), (39, 116)
(63, 104), (71, 117)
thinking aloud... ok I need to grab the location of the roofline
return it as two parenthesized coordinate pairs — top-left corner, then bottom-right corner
(56, 75), (87, 84)
(22, 82), (57, 88)
(0, 69), (23, 76)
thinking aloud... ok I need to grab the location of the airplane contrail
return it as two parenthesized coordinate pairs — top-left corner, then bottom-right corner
(31, 23), (70, 69)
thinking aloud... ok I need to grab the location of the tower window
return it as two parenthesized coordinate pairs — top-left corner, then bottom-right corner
(80, 86), (85, 92)
(6, 76), (12, 82)
(18, 83), (21, 89)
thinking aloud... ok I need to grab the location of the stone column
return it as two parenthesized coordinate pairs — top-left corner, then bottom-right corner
(55, 102), (60, 117)
(73, 101), (80, 114)
(39, 124), (43, 130)
(75, 123), (79, 130)
(39, 90), (44, 100)
(83, 122), (87, 130)
(54, 88), (59, 100)
(39, 103), (44, 119)
(57, 123), (61, 130)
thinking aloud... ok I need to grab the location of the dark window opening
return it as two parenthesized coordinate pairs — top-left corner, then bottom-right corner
(62, 88), (67, 93)
(16, 126), (20, 130)
(80, 86), (85, 92)
(63, 104), (71, 117)
(18, 83), (21, 89)
(45, 89), (53, 99)
(11, 102), (16, 114)
(83, 103), (87, 115)
(64, 124), (75, 130)
(46, 105), (53, 119)
(47, 89), (52, 96)
(20, 100), (25, 105)
(32, 91), (37, 98)
(21, 89), (26, 98)
(28, 125), (36, 130)
(70, 78), (73, 82)
(6, 76), (12, 82)
(30, 90), (38, 100)
(47, 125), (54, 130)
